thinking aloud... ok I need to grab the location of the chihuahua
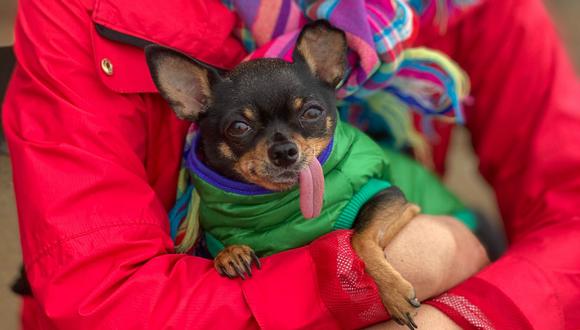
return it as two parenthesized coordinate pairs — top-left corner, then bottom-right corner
(146, 20), (421, 328)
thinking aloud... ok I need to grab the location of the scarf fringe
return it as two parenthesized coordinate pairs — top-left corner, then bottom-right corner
(175, 190), (201, 254)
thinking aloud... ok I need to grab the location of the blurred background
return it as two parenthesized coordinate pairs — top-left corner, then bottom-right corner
(0, 0), (578, 329)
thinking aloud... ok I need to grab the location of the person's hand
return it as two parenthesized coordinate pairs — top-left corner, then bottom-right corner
(366, 304), (462, 330)
(383, 215), (489, 301)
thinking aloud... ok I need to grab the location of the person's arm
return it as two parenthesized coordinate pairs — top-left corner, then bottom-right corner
(367, 305), (462, 330)
(2, 1), (494, 329)
(384, 215), (489, 302)
(414, 0), (580, 328)
(3, 0), (391, 328)
(361, 213), (488, 330)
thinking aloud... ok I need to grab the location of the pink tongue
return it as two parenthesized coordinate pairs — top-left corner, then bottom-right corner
(299, 158), (324, 219)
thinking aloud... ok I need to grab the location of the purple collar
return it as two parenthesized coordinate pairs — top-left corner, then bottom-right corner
(187, 135), (334, 195)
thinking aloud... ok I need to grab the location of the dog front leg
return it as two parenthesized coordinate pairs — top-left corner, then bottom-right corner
(352, 187), (421, 329)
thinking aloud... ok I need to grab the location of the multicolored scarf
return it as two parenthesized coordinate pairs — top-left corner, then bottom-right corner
(224, 0), (475, 145)
(170, 0), (478, 253)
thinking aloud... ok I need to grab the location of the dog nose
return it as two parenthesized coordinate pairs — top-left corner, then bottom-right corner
(268, 142), (299, 167)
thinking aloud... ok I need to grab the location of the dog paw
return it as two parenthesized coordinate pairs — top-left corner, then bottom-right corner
(379, 279), (420, 329)
(214, 245), (261, 280)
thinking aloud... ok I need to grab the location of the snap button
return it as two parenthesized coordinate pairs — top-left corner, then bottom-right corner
(100, 58), (114, 76)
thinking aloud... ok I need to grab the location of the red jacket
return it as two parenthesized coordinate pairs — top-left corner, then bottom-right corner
(3, 0), (580, 329)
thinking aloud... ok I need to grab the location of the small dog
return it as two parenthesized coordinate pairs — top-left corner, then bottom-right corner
(146, 21), (421, 328)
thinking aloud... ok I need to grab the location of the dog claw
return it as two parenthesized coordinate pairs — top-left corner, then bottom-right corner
(405, 313), (418, 329)
(401, 317), (414, 330)
(219, 265), (234, 279)
(229, 261), (246, 280)
(394, 316), (414, 330)
(250, 250), (261, 269)
(215, 245), (261, 280)
(239, 256), (252, 277)
(408, 297), (421, 308)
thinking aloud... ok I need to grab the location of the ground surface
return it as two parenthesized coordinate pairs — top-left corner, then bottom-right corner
(0, 1), (578, 328)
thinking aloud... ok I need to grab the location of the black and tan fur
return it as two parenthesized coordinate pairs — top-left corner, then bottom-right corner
(146, 20), (421, 328)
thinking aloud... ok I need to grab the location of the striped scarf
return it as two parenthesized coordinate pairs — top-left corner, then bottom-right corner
(170, 0), (478, 253)
(224, 0), (476, 146)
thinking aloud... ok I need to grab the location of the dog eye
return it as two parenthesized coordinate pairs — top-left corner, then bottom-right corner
(226, 121), (251, 137)
(301, 108), (324, 121)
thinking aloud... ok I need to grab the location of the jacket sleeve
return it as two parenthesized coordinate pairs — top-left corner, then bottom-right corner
(420, 0), (580, 328)
(3, 0), (386, 329)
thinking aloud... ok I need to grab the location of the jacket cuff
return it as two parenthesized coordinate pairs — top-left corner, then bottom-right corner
(241, 230), (388, 329)
(425, 277), (532, 330)
(308, 230), (389, 329)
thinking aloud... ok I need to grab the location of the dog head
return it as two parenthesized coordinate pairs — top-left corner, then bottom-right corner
(146, 20), (347, 191)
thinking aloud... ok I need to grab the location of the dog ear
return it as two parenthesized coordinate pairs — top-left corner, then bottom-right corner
(293, 20), (347, 88)
(145, 45), (222, 120)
